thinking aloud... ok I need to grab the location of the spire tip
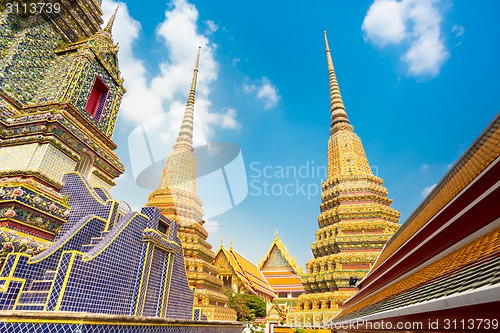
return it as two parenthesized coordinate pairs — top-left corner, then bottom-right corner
(104, 6), (119, 33)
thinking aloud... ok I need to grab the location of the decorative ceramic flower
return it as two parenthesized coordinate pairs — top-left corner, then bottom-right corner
(2, 242), (13, 250)
(12, 188), (23, 196)
(49, 204), (57, 211)
(4, 209), (16, 218)
(33, 196), (42, 204)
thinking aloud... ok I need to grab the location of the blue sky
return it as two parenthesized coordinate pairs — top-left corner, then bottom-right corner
(104, 0), (500, 267)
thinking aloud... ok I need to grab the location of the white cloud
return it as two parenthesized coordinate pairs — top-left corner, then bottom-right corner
(421, 183), (437, 198)
(232, 57), (241, 66)
(101, 1), (164, 124)
(451, 24), (465, 38)
(114, 172), (130, 184)
(243, 77), (280, 110)
(204, 220), (220, 234)
(362, 0), (451, 78)
(102, 0), (239, 146)
(362, 0), (407, 46)
(205, 20), (218, 33)
(419, 164), (429, 172)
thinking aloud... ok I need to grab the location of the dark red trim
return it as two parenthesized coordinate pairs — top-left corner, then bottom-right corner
(0, 221), (54, 240)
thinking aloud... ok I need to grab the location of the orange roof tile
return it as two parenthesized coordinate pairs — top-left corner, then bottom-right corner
(215, 245), (276, 299)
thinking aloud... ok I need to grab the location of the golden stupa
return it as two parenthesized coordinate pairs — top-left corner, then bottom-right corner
(146, 48), (236, 321)
(288, 32), (400, 328)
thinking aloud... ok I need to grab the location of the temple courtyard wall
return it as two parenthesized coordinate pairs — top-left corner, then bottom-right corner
(0, 311), (242, 333)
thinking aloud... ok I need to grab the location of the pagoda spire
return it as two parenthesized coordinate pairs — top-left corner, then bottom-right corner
(173, 46), (201, 152)
(104, 6), (119, 34)
(146, 47), (236, 321)
(324, 31), (351, 132)
(288, 32), (400, 328)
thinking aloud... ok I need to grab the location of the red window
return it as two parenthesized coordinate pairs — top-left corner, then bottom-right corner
(85, 76), (109, 121)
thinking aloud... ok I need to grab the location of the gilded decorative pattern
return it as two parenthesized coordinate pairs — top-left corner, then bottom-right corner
(0, 229), (49, 262)
(259, 235), (303, 274)
(0, 3), (125, 248)
(0, 110), (124, 182)
(0, 14), (62, 106)
(89, 173), (112, 192)
(0, 184), (69, 220)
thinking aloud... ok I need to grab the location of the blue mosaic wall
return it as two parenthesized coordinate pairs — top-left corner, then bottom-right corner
(0, 172), (194, 320)
(166, 236), (195, 319)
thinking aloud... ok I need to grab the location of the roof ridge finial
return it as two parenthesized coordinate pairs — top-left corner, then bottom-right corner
(324, 31), (351, 132)
(104, 6), (119, 34)
(173, 47), (201, 151)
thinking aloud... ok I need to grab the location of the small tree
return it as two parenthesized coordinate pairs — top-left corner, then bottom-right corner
(242, 293), (266, 318)
(224, 288), (267, 322)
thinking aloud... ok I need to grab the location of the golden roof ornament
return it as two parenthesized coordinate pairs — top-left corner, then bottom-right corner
(104, 6), (119, 34)
(324, 31), (352, 134)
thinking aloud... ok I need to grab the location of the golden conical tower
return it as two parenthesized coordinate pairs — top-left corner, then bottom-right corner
(146, 48), (236, 321)
(288, 32), (400, 328)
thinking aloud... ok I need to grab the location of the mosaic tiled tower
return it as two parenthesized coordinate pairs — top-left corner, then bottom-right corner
(288, 32), (400, 328)
(146, 48), (236, 321)
(0, 172), (194, 319)
(0, 2), (125, 244)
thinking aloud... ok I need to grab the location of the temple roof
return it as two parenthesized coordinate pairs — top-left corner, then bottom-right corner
(259, 233), (302, 274)
(216, 245), (276, 299)
(259, 234), (305, 294)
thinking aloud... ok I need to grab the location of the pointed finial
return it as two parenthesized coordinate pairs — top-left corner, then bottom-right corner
(230, 238), (233, 249)
(274, 229), (279, 239)
(324, 31), (330, 52)
(220, 235), (223, 247)
(173, 47), (201, 151)
(324, 31), (351, 133)
(104, 6), (119, 34)
(190, 46), (201, 96)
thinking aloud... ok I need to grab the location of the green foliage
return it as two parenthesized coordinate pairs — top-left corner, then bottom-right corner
(293, 329), (307, 333)
(223, 288), (267, 322)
